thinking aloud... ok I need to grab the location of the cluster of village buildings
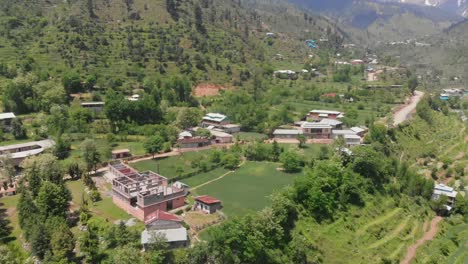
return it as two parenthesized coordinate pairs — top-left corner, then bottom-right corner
(0, 102), (464, 248)
(273, 110), (366, 146)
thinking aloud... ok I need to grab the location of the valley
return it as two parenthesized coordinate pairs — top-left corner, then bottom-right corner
(0, 0), (466, 263)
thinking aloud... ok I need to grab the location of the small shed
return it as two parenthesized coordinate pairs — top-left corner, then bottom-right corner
(112, 149), (131, 159)
(194, 195), (222, 214)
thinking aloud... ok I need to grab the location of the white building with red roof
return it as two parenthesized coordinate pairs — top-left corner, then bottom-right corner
(194, 195), (222, 214)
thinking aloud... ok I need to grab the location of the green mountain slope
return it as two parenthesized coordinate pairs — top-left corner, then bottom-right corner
(0, 0), (346, 90)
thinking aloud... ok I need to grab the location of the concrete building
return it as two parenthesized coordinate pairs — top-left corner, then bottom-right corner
(110, 161), (187, 222)
(0, 112), (16, 132)
(273, 129), (303, 139)
(432, 183), (458, 211)
(177, 137), (211, 149)
(0, 139), (55, 166)
(301, 122), (332, 139)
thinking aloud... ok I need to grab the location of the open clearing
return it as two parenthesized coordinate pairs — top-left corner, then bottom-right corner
(192, 161), (302, 217)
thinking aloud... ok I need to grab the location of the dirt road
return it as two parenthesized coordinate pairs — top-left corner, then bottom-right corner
(400, 216), (443, 264)
(393, 91), (424, 126)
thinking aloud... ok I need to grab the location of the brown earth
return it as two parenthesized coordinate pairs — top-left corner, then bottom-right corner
(193, 84), (230, 97)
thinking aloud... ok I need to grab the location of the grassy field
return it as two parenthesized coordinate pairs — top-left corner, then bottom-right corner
(66, 180), (132, 221)
(131, 150), (213, 178)
(233, 132), (268, 142)
(192, 161), (302, 217)
(182, 167), (230, 188)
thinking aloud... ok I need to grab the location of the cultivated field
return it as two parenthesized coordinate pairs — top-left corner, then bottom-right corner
(192, 161), (302, 217)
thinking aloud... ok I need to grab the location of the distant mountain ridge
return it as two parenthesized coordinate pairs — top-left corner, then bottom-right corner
(379, 0), (468, 17)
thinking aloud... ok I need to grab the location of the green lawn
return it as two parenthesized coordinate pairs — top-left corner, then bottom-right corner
(280, 143), (324, 158)
(131, 150), (213, 178)
(182, 167), (229, 187)
(66, 180), (132, 221)
(192, 161), (302, 217)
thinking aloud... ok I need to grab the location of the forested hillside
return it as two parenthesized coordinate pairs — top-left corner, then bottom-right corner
(0, 0), (344, 91)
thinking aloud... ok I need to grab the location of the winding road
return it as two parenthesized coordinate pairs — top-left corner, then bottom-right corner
(393, 91), (424, 126)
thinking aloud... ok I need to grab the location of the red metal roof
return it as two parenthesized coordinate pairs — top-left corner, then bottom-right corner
(145, 209), (182, 225)
(195, 195), (221, 205)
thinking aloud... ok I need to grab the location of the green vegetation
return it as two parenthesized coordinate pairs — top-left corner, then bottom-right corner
(193, 161), (301, 217)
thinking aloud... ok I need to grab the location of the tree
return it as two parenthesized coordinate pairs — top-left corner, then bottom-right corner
(21, 154), (64, 184)
(0, 245), (21, 264)
(430, 195), (449, 215)
(48, 217), (75, 260)
(280, 151), (302, 172)
(36, 182), (71, 219)
(79, 226), (100, 263)
(65, 159), (85, 180)
(408, 76), (418, 95)
(166, 0), (179, 21)
(297, 134), (306, 148)
(144, 136), (164, 158)
(81, 139), (101, 173)
(194, 4), (206, 34)
(0, 156), (15, 185)
(176, 108), (202, 130)
(17, 191), (38, 230)
(221, 153), (241, 170)
(11, 118), (26, 139)
(272, 140), (281, 162)
(53, 136), (71, 160)
(62, 71), (82, 94)
(30, 223), (51, 259)
(110, 246), (141, 264)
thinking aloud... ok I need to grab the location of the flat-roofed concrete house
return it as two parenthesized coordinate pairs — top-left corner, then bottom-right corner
(141, 210), (188, 249)
(80, 101), (105, 113)
(301, 122), (332, 139)
(0, 139), (55, 166)
(319, 118), (343, 129)
(432, 183), (458, 211)
(350, 127), (367, 137)
(194, 195), (222, 214)
(0, 112), (16, 132)
(177, 137), (211, 149)
(307, 110), (343, 121)
(332, 130), (362, 146)
(273, 129), (303, 139)
(209, 129), (233, 144)
(112, 149), (131, 159)
(110, 161), (187, 222)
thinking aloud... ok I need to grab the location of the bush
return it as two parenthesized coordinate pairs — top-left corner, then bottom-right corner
(89, 190), (101, 202)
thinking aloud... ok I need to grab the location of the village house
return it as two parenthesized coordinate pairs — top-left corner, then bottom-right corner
(332, 130), (362, 146)
(273, 70), (298, 80)
(307, 110), (344, 121)
(432, 183), (458, 211)
(319, 118), (343, 129)
(0, 139), (55, 166)
(301, 122), (332, 139)
(209, 129), (233, 144)
(141, 210), (188, 249)
(200, 113), (241, 134)
(350, 127), (368, 137)
(0, 112), (16, 132)
(194, 195), (222, 214)
(80, 101), (105, 113)
(110, 161), (187, 222)
(273, 129), (303, 139)
(111, 149), (131, 160)
(177, 137), (211, 149)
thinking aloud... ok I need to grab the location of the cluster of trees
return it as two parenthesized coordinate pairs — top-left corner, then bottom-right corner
(17, 154), (74, 262)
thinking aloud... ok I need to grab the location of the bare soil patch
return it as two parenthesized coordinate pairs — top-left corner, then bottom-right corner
(193, 83), (230, 97)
